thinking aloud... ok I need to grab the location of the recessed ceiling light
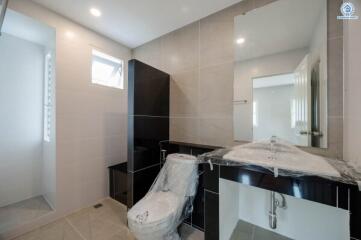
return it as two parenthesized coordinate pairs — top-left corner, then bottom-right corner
(236, 38), (245, 44)
(90, 8), (102, 17)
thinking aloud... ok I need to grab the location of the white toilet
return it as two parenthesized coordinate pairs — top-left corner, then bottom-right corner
(127, 153), (199, 240)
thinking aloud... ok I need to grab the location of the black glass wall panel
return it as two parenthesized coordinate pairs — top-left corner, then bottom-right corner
(127, 59), (170, 207)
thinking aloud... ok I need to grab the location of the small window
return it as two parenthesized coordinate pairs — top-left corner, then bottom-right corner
(291, 99), (296, 128)
(92, 49), (124, 89)
(253, 101), (258, 127)
(44, 53), (53, 142)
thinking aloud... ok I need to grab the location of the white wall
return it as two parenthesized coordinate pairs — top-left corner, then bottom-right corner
(220, 180), (350, 240)
(344, 0), (361, 170)
(237, 184), (349, 240)
(0, 33), (44, 207)
(253, 84), (296, 142)
(234, 48), (308, 141)
(219, 179), (240, 240)
(2, 0), (132, 238)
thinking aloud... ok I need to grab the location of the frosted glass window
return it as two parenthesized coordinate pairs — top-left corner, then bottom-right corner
(291, 99), (296, 128)
(92, 49), (124, 89)
(253, 101), (258, 127)
(44, 53), (53, 142)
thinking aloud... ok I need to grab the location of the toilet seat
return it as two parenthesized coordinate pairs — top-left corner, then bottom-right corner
(128, 191), (179, 229)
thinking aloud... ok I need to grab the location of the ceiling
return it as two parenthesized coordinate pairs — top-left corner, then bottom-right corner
(253, 73), (295, 89)
(3, 9), (55, 47)
(235, 0), (326, 62)
(31, 0), (242, 48)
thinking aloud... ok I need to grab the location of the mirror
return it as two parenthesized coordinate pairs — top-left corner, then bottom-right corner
(233, 0), (327, 148)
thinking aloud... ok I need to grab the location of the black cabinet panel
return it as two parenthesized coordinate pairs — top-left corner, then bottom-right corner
(109, 162), (128, 205)
(132, 116), (169, 171)
(337, 184), (349, 210)
(220, 165), (337, 207)
(192, 164), (205, 230)
(350, 186), (361, 240)
(205, 191), (219, 240)
(128, 60), (169, 117)
(127, 164), (160, 207)
(127, 59), (170, 207)
(204, 164), (219, 193)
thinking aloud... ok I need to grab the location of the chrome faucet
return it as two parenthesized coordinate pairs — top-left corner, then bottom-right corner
(269, 136), (277, 160)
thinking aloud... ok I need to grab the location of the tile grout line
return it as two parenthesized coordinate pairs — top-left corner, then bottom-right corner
(64, 217), (87, 240)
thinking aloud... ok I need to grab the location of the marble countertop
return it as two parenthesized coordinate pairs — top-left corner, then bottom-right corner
(199, 147), (361, 187)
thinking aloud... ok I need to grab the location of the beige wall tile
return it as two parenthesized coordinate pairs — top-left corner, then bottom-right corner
(328, 37), (343, 117)
(254, 0), (277, 9)
(170, 117), (199, 144)
(132, 38), (163, 71)
(327, 0), (343, 39)
(199, 117), (233, 147)
(170, 69), (199, 117)
(161, 22), (200, 74)
(199, 19), (234, 68)
(199, 63), (234, 118)
(343, 0), (361, 167)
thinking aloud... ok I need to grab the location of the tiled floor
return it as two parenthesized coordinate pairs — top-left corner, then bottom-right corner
(230, 220), (292, 240)
(12, 198), (204, 240)
(0, 196), (52, 234)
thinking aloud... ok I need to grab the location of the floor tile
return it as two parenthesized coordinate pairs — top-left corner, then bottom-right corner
(66, 209), (121, 240)
(13, 198), (204, 240)
(180, 224), (204, 240)
(229, 220), (293, 240)
(230, 220), (254, 240)
(15, 219), (83, 240)
(0, 196), (52, 233)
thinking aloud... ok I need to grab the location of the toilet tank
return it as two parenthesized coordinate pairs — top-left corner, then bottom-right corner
(164, 154), (199, 197)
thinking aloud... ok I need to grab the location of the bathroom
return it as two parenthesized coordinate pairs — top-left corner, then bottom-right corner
(0, 0), (360, 239)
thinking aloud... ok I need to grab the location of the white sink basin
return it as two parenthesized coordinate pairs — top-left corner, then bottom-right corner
(223, 140), (340, 178)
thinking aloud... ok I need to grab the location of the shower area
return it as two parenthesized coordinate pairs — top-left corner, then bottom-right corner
(0, 0), (56, 233)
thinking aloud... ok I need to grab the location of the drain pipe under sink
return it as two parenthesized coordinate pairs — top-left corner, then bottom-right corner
(269, 191), (287, 229)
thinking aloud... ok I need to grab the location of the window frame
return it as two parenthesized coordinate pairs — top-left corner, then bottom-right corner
(44, 52), (53, 142)
(91, 49), (124, 89)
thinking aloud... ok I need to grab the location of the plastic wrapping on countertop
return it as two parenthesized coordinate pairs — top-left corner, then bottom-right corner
(128, 154), (200, 240)
(198, 138), (361, 186)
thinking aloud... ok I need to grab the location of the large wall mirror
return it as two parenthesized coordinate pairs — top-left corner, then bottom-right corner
(233, 0), (328, 148)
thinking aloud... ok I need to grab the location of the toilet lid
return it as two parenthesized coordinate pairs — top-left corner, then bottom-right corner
(128, 191), (179, 225)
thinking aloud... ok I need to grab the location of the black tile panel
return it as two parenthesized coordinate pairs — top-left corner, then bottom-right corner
(192, 164), (205, 230)
(128, 59), (170, 117)
(129, 116), (169, 171)
(204, 164), (219, 193)
(350, 186), (361, 240)
(127, 164), (161, 207)
(204, 191), (219, 240)
(337, 183), (349, 210)
(109, 162), (128, 206)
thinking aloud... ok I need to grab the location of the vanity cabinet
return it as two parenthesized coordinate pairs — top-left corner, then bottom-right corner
(203, 163), (361, 240)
